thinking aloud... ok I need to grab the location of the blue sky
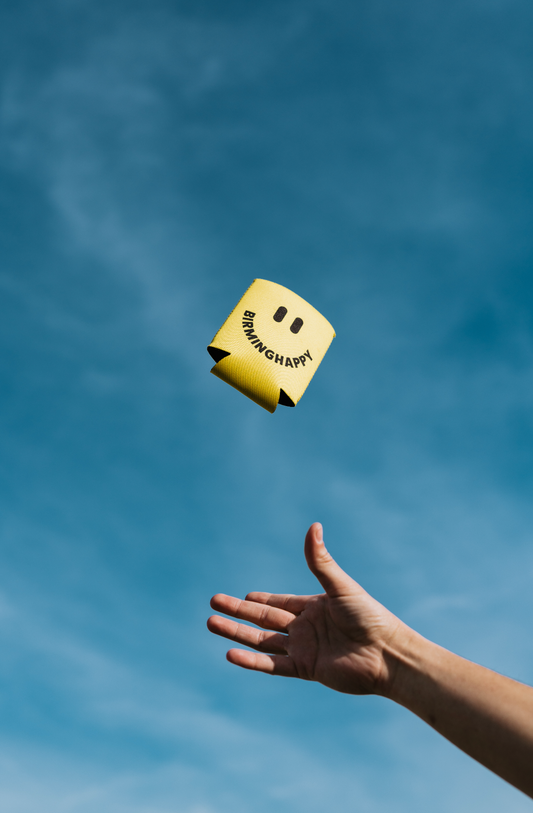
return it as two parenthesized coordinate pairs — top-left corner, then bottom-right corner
(2, 0), (533, 810)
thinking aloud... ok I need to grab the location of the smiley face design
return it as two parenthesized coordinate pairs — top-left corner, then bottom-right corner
(207, 279), (335, 412)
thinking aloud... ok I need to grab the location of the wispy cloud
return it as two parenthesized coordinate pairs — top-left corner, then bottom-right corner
(0, 9), (304, 368)
(2, 2), (533, 810)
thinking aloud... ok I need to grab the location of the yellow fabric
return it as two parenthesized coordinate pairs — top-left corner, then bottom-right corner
(208, 279), (335, 412)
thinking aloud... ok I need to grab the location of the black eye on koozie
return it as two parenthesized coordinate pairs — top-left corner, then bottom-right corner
(290, 317), (303, 334)
(274, 306), (287, 322)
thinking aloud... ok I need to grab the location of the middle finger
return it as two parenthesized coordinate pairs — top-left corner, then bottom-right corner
(207, 615), (288, 654)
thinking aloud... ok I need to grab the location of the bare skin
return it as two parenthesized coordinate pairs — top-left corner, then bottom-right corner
(208, 522), (533, 799)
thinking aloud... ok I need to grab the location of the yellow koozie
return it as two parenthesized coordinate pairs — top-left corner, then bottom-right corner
(207, 279), (335, 413)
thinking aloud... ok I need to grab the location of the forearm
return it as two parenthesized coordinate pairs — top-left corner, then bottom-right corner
(380, 626), (533, 797)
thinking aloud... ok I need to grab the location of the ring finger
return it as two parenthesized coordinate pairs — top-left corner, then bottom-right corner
(207, 615), (288, 654)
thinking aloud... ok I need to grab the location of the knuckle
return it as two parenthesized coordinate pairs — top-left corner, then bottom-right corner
(259, 606), (270, 626)
(317, 547), (333, 564)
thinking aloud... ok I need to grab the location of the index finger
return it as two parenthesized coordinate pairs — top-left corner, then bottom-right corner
(210, 593), (295, 632)
(244, 592), (315, 615)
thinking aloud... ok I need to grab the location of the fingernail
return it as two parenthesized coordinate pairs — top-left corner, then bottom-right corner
(316, 523), (323, 542)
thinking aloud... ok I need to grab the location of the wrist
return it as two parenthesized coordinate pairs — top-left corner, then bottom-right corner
(375, 622), (438, 703)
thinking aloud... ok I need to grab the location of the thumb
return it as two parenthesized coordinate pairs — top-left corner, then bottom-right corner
(304, 523), (356, 598)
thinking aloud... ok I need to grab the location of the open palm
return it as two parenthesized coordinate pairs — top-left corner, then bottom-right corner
(208, 523), (403, 696)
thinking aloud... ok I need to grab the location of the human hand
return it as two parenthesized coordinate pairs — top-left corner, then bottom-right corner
(208, 523), (407, 696)
(209, 523), (533, 798)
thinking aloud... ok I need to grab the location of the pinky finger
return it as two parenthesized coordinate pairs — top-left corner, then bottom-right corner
(226, 648), (298, 678)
